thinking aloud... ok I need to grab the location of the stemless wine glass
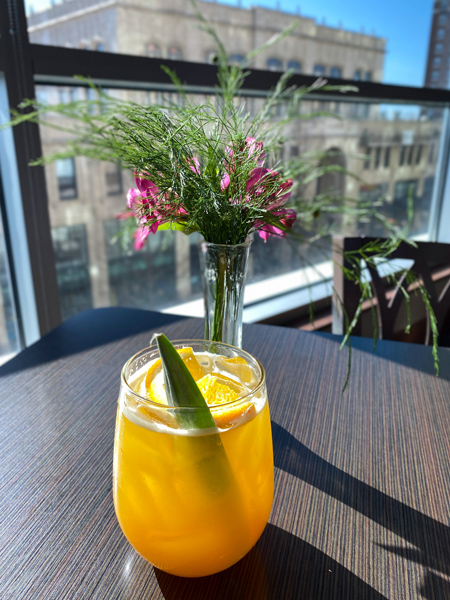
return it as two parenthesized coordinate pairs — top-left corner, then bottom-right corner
(113, 339), (274, 578)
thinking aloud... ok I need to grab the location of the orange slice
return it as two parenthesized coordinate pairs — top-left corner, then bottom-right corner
(196, 373), (256, 429)
(144, 347), (204, 404)
(221, 356), (253, 384)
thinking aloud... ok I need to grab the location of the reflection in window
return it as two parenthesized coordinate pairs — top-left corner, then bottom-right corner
(266, 58), (282, 71)
(146, 43), (161, 58)
(55, 158), (77, 200)
(105, 163), (123, 196)
(51, 225), (93, 320)
(313, 64), (326, 76)
(329, 66), (342, 78)
(287, 60), (301, 73)
(168, 46), (183, 60)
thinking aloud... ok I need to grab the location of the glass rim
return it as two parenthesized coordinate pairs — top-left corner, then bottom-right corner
(198, 239), (252, 249)
(121, 339), (266, 411)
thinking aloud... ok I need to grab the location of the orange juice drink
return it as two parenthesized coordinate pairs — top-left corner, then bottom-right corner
(113, 340), (274, 577)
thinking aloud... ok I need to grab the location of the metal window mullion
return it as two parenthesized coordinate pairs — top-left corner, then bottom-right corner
(0, 0), (61, 343)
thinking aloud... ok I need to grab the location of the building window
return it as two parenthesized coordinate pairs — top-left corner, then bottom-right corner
(428, 144), (435, 164)
(51, 225), (93, 320)
(287, 60), (301, 73)
(435, 43), (444, 53)
(384, 147), (391, 168)
(434, 56), (442, 67)
(70, 87), (78, 102)
(59, 88), (69, 104)
(55, 158), (77, 200)
(364, 147), (371, 169)
(105, 163), (123, 196)
(329, 66), (342, 78)
(374, 147), (381, 168)
(146, 43), (161, 58)
(437, 28), (446, 39)
(364, 71), (372, 81)
(168, 46), (183, 60)
(266, 58), (283, 71)
(205, 50), (217, 64)
(95, 41), (105, 51)
(399, 146), (406, 166)
(407, 146), (414, 165)
(432, 70), (440, 81)
(439, 14), (447, 24)
(353, 69), (361, 80)
(313, 64), (326, 76)
(229, 54), (245, 65)
(415, 145), (423, 165)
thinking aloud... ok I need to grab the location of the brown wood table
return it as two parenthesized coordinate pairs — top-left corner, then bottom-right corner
(1, 307), (450, 599)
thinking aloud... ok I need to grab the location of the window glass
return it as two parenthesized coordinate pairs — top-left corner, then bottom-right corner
(229, 54), (244, 65)
(34, 85), (446, 322)
(313, 64), (326, 76)
(25, 0), (435, 87)
(287, 60), (302, 73)
(55, 158), (77, 200)
(329, 66), (342, 78)
(266, 58), (283, 71)
(353, 69), (361, 80)
(0, 215), (20, 364)
(168, 46), (183, 61)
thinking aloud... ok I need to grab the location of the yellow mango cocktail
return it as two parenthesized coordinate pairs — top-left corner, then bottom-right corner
(113, 339), (274, 578)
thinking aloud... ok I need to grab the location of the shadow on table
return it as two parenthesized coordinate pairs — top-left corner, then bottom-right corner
(272, 421), (450, 582)
(154, 522), (387, 600)
(0, 308), (187, 377)
(311, 331), (450, 381)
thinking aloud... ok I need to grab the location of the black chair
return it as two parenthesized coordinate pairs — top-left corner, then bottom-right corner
(332, 237), (450, 346)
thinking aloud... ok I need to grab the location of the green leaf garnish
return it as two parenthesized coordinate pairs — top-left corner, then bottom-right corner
(151, 332), (216, 429)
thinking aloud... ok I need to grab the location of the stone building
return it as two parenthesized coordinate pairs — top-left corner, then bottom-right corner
(424, 0), (450, 88)
(24, 0), (440, 321)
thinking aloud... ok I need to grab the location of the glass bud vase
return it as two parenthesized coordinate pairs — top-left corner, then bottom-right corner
(198, 240), (251, 348)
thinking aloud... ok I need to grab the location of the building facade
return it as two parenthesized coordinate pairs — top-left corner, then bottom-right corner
(21, 0), (441, 326)
(424, 0), (450, 88)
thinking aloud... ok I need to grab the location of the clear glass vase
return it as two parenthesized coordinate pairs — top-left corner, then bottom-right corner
(198, 240), (251, 348)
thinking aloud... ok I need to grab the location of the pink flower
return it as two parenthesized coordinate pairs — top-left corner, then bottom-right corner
(133, 226), (150, 250)
(246, 168), (293, 209)
(256, 208), (297, 241)
(187, 156), (201, 175)
(222, 137), (266, 191)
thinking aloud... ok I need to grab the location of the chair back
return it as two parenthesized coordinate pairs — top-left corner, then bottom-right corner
(332, 237), (450, 345)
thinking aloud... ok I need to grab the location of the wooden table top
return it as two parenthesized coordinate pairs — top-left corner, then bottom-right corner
(1, 308), (450, 600)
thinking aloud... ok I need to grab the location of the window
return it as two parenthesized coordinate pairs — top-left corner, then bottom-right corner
(168, 46), (183, 60)
(105, 163), (123, 196)
(433, 56), (442, 67)
(313, 64), (326, 76)
(329, 66), (342, 78)
(59, 88), (69, 104)
(266, 58), (283, 71)
(399, 146), (406, 166)
(384, 147), (391, 168)
(415, 145), (423, 165)
(435, 43), (443, 53)
(374, 147), (381, 168)
(229, 54), (244, 65)
(51, 225), (93, 320)
(439, 14), (447, 24)
(70, 87), (78, 102)
(146, 43), (161, 58)
(437, 28), (446, 39)
(94, 41), (105, 51)
(364, 147), (371, 169)
(432, 70), (440, 82)
(205, 50), (217, 64)
(287, 60), (301, 73)
(55, 158), (77, 200)
(407, 145), (414, 165)
(353, 69), (361, 80)
(364, 71), (372, 81)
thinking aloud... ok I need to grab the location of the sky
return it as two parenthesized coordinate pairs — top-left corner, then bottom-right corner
(24, 0), (434, 87)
